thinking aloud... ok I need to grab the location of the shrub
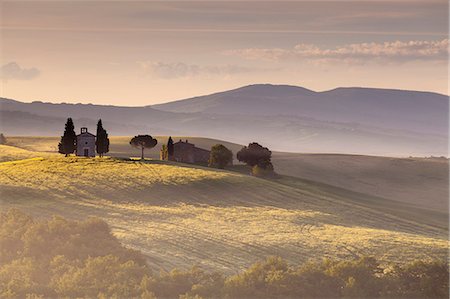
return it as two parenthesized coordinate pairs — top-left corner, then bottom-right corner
(209, 144), (233, 169)
(252, 159), (276, 178)
(1, 210), (448, 299)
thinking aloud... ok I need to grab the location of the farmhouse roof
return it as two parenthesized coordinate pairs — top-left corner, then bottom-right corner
(175, 139), (210, 152)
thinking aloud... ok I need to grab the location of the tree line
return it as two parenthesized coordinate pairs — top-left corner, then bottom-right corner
(129, 134), (276, 178)
(0, 209), (447, 299)
(58, 117), (273, 177)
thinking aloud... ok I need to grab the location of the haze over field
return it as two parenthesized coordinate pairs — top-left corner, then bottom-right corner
(1, 84), (448, 156)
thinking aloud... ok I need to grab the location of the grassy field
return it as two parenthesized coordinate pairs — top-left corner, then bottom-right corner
(7, 136), (449, 212)
(0, 144), (448, 273)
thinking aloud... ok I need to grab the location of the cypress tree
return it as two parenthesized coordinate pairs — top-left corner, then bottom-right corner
(95, 119), (110, 157)
(58, 118), (77, 157)
(167, 136), (174, 159)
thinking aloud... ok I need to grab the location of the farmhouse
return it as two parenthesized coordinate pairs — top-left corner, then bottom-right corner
(76, 127), (96, 157)
(162, 139), (210, 164)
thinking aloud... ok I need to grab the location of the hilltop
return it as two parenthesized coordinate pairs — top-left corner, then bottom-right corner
(0, 144), (447, 273)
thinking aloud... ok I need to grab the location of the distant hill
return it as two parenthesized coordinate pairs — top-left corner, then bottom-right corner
(153, 84), (449, 136)
(1, 84), (448, 156)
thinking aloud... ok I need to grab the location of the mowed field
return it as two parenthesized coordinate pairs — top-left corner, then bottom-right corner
(0, 140), (448, 273)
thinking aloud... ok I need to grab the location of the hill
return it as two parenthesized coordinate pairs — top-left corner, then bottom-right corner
(0, 145), (447, 273)
(153, 84), (449, 136)
(1, 84), (448, 156)
(6, 136), (449, 214)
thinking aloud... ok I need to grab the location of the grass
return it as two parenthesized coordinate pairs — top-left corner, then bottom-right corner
(1, 145), (448, 273)
(7, 136), (448, 214)
(0, 144), (56, 162)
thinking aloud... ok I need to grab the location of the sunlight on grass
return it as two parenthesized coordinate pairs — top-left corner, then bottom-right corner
(1, 148), (448, 273)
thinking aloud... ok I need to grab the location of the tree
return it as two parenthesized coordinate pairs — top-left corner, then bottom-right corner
(237, 143), (275, 177)
(160, 144), (168, 160)
(130, 135), (157, 160)
(58, 118), (77, 157)
(209, 144), (233, 169)
(167, 137), (174, 158)
(0, 133), (6, 145)
(236, 143), (272, 167)
(95, 120), (110, 157)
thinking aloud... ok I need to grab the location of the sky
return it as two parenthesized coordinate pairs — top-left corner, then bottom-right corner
(0, 0), (448, 106)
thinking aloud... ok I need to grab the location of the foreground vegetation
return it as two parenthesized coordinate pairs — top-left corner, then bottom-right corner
(1, 210), (447, 299)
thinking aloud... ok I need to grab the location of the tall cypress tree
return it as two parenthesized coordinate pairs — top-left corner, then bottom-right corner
(167, 136), (174, 159)
(95, 119), (110, 157)
(58, 118), (77, 157)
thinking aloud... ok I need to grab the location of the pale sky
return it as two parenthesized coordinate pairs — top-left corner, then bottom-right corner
(0, 0), (448, 105)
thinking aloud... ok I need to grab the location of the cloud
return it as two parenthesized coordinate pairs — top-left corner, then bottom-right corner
(0, 62), (40, 81)
(224, 39), (449, 65)
(139, 61), (271, 79)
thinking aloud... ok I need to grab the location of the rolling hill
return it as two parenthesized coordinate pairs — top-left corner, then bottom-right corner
(153, 84), (449, 136)
(7, 136), (449, 214)
(0, 145), (447, 273)
(1, 84), (448, 156)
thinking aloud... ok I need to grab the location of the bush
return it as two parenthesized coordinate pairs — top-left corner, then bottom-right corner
(0, 209), (149, 298)
(209, 144), (233, 169)
(1, 210), (448, 299)
(252, 160), (276, 178)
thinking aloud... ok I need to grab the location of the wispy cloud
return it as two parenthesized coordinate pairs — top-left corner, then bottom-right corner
(224, 39), (449, 65)
(0, 62), (40, 81)
(139, 61), (272, 79)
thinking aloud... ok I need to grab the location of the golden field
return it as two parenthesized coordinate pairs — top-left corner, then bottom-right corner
(8, 136), (448, 213)
(0, 141), (448, 273)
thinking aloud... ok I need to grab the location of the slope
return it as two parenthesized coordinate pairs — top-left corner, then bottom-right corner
(7, 136), (448, 214)
(0, 151), (447, 273)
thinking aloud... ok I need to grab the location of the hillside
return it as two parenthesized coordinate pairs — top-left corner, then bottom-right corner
(0, 146), (448, 272)
(7, 136), (449, 214)
(1, 84), (448, 156)
(0, 144), (56, 162)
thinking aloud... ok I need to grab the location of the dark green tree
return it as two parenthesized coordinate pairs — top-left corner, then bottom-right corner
(0, 133), (6, 145)
(167, 136), (174, 158)
(58, 118), (77, 157)
(236, 142), (272, 167)
(95, 119), (110, 157)
(209, 144), (233, 169)
(130, 135), (158, 160)
(237, 143), (275, 177)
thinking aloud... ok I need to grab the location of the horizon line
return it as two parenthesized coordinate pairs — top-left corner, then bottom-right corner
(2, 83), (448, 107)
